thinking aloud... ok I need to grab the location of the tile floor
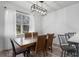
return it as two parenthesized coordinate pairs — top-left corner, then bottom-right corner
(0, 45), (75, 57)
(0, 45), (62, 57)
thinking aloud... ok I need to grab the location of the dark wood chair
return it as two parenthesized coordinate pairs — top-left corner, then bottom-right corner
(32, 35), (47, 56)
(32, 32), (38, 38)
(25, 32), (32, 39)
(58, 34), (76, 57)
(46, 33), (54, 53)
(10, 39), (28, 57)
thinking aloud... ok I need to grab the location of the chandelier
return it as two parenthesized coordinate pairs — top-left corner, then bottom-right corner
(31, 1), (47, 16)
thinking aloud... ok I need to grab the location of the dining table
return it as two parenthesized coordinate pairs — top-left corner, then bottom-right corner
(68, 33), (79, 57)
(14, 36), (37, 56)
(14, 33), (55, 56)
(14, 33), (48, 47)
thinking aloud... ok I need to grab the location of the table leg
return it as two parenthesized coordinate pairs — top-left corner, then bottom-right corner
(27, 49), (30, 57)
(76, 44), (79, 57)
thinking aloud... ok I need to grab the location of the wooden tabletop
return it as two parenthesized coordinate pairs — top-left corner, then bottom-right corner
(14, 37), (37, 47)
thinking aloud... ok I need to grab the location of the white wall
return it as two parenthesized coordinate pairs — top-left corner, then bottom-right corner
(43, 3), (79, 44)
(0, 2), (36, 50)
(4, 9), (16, 49)
(33, 12), (43, 34)
(0, 3), (5, 51)
(29, 14), (35, 32)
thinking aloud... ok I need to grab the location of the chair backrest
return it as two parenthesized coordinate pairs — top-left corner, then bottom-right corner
(47, 33), (54, 48)
(10, 39), (16, 54)
(58, 34), (68, 47)
(68, 32), (76, 38)
(65, 32), (76, 41)
(25, 32), (32, 38)
(65, 33), (69, 41)
(32, 32), (38, 38)
(35, 35), (46, 53)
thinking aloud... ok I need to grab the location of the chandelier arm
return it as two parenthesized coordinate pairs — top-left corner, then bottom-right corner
(31, 1), (47, 16)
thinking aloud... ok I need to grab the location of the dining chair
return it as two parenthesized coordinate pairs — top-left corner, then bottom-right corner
(32, 32), (38, 38)
(65, 32), (76, 46)
(46, 33), (54, 53)
(67, 32), (76, 38)
(10, 39), (28, 57)
(25, 32), (32, 39)
(58, 34), (76, 57)
(32, 35), (47, 56)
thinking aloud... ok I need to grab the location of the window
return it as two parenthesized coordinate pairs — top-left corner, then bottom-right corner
(16, 12), (30, 35)
(16, 25), (21, 34)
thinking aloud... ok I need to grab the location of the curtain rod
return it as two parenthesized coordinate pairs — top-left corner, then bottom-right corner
(4, 6), (29, 15)
(16, 10), (29, 15)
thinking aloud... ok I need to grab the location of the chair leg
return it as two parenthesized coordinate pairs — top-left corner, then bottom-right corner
(45, 50), (48, 56)
(71, 52), (75, 57)
(64, 51), (66, 57)
(51, 47), (53, 53)
(35, 51), (38, 57)
(23, 52), (26, 57)
(13, 53), (16, 57)
(74, 52), (76, 57)
(35, 51), (39, 57)
(61, 50), (64, 57)
(44, 48), (48, 57)
(27, 49), (30, 57)
(43, 51), (46, 57)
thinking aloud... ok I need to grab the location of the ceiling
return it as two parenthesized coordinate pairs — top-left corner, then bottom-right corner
(7, 1), (79, 13)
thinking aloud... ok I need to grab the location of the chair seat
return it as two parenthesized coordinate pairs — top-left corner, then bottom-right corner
(61, 45), (76, 52)
(15, 47), (27, 54)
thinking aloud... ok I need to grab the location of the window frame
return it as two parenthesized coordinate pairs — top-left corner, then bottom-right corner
(16, 12), (30, 35)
